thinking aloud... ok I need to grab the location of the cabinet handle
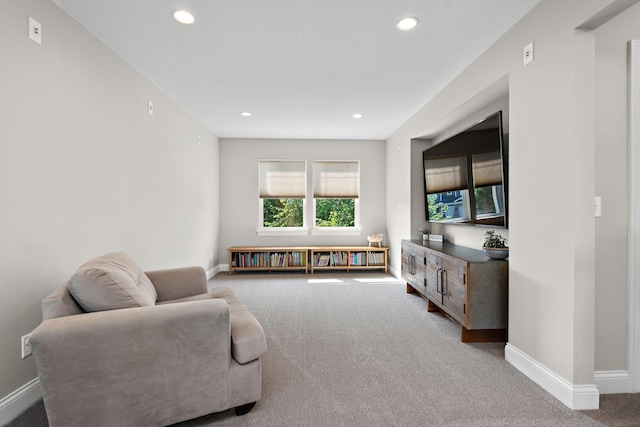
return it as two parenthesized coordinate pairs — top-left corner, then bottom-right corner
(436, 268), (446, 295)
(442, 269), (446, 296)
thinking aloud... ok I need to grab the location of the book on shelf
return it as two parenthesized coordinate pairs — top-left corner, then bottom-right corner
(314, 253), (331, 267)
(287, 251), (306, 267)
(368, 252), (385, 265)
(349, 252), (367, 266)
(331, 251), (348, 266)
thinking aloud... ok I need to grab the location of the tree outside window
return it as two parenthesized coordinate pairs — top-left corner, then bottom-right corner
(263, 199), (303, 227)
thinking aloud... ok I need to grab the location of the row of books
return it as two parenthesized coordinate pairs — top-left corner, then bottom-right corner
(349, 252), (368, 266)
(313, 251), (382, 267)
(314, 254), (332, 267)
(367, 252), (385, 265)
(232, 251), (306, 268)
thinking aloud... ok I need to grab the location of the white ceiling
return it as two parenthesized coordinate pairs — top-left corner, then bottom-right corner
(58, 0), (540, 140)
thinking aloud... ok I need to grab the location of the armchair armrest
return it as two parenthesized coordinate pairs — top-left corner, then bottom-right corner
(145, 266), (207, 302)
(30, 300), (231, 427)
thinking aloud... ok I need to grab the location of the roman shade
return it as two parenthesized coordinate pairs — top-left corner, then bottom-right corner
(424, 155), (468, 194)
(313, 161), (359, 198)
(259, 160), (306, 198)
(472, 151), (502, 188)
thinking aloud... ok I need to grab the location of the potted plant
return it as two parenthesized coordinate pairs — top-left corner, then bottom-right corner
(482, 230), (509, 260)
(418, 228), (430, 243)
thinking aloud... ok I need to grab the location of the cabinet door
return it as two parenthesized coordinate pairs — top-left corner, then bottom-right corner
(413, 249), (427, 296)
(401, 242), (413, 284)
(441, 258), (467, 327)
(401, 242), (427, 295)
(425, 253), (442, 303)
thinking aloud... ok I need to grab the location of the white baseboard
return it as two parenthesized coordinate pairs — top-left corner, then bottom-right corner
(219, 264), (229, 273)
(0, 378), (42, 425)
(388, 264), (401, 278)
(505, 343), (600, 410)
(594, 370), (634, 394)
(206, 265), (222, 280)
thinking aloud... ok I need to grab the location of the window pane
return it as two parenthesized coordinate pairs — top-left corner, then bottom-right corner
(475, 185), (505, 218)
(263, 199), (304, 227)
(427, 190), (468, 222)
(315, 198), (355, 227)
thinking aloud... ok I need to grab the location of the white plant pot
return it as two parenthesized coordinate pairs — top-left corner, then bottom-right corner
(482, 247), (509, 260)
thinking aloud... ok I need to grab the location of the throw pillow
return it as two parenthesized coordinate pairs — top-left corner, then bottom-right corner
(68, 252), (157, 312)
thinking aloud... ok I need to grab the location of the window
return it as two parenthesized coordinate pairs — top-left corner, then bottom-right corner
(258, 160), (306, 234)
(427, 190), (468, 222)
(472, 151), (505, 221)
(312, 161), (359, 234)
(424, 155), (470, 223)
(424, 150), (505, 224)
(257, 159), (361, 236)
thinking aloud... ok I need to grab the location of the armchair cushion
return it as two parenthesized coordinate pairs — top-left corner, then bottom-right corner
(146, 266), (207, 302)
(160, 286), (267, 364)
(68, 253), (157, 312)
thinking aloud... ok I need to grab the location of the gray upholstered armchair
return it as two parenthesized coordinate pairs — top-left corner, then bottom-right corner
(29, 253), (267, 427)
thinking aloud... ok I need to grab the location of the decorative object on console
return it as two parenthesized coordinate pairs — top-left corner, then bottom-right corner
(367, 233), (383, 247)
(428, 234), (444, 242)
(482, 230), (509, 259)
(418, 228), (430, 243)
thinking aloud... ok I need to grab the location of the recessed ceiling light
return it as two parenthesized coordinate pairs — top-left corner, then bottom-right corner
(396, 17), (419, 31)
(172, 9), (195, 24)
(352, 113), (363, 119)
(241, 112), (252, 117)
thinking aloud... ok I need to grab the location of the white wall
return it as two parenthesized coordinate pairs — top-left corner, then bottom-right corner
(218, 138), (386, 262)
(385, 0), (639, 407)
(0, 0), (220, 405)
(593, 2), (640, 375)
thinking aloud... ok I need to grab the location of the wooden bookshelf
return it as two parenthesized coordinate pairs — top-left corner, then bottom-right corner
(228, 246), (309, 274)
(309, 246), (388, 273)
(227, 246), (388, 274)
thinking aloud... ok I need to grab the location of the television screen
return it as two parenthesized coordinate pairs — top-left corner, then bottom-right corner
(423, 111), (507, 227)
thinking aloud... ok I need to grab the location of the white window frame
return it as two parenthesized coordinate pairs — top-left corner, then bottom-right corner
(257, 159), (308, 236)
(255, 159), (363, 237)
(311, 160), (361, 236)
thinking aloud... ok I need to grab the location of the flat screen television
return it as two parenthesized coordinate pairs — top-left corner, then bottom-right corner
(423, 111), (508, 228)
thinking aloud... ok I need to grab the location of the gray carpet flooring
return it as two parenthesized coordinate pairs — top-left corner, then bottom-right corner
(7, 272), (638, 426)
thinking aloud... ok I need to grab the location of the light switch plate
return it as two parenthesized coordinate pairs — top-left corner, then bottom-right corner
(21, 334), (32, 358)
(28, 16), (42, 45)
(523, 41), (534, 65)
